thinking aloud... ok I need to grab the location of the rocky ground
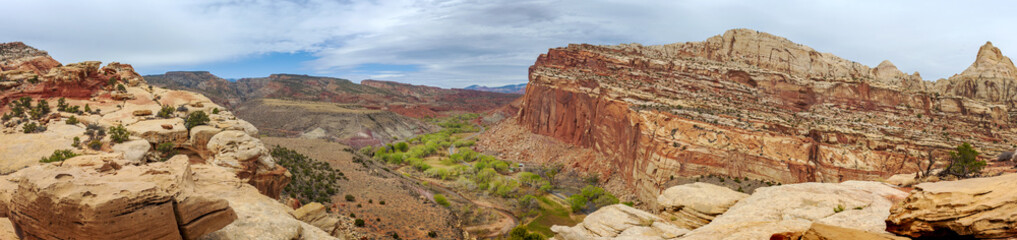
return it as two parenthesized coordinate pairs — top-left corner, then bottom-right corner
(262, 137), (466, 240)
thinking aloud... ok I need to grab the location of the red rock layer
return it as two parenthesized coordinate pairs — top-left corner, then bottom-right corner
(492, 29), (1016, 202)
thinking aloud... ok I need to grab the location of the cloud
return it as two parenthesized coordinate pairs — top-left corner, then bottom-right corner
(1, 0), (1016, 87)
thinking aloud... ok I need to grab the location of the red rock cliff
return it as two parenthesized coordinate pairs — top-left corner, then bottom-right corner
(506, 29), (1015, 202)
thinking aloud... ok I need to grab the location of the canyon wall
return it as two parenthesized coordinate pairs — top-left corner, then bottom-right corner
(496, 29), (1016, 202)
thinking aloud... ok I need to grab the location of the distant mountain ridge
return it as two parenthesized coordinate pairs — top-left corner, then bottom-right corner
(464, 83), (526, 94)
(144, 72), (520, 117)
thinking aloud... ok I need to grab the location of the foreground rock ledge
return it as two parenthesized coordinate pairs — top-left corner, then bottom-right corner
(886, 173), (1017, 239)
(0, 155), (237, 240)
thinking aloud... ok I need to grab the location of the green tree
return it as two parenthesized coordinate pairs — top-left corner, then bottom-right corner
(40, 149), (78, 163)
(395, 142), (409, 152)
(944, 142), (985, 177)
(157, 105), (174, 118)
(184, 111), (209, 130)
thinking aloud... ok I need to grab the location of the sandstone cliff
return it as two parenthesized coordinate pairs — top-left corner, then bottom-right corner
(482, 28), (1016, 204)
(0, 42), (331, 239)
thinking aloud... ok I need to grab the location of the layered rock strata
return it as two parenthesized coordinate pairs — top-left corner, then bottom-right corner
(491, 28), (1017, 203)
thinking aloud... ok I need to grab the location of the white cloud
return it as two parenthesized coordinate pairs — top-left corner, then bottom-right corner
(1, 0), (1016, 88)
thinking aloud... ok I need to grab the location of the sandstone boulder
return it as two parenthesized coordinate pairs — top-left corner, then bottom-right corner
(127, 118), (188, 145)
(551, 204), (688, 240)
(111, 139), (152, 165)
(188, 125), (222, 159)
(294, 202), (341, 235)
(207, 130), (290, 198)
(679, 181), (907, 240)
(132, 109), (153, 116)
(0, 155), (236, 240)
(192, 163), (334, 240)
(657, 182), (748, 229)
(886, 173), (1017, 239)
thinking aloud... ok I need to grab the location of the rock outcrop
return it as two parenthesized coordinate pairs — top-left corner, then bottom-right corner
(656, 182), (747, 229)
(551, 204), (689, 240)
(0, 155), (237, 240)
(482, 28), (1016, 204)
(886, 173), (1017, 239)
(773, 223), (909, 240)
(935, 42), (1017, 107)
(679, 181), (906, 240)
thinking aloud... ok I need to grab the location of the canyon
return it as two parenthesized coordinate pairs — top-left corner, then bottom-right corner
(480, 29), (1017, 204)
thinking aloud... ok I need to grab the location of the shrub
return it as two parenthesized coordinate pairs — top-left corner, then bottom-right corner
(22, 122), (39, 133)
(156, 142), (176, 160)
(434, 194), (450, 207)
(567, 185), (618, 213)
(353, 219), (365, 227)
(345, 194), (355, 202)
(211, 108), (220, 114)
(72, 137), (80, 148)
(116, 84), (127, 93)
(428, 231), (437, 238)
(184, 111), (209, 130)
(66, 115), (79, 125)
(944, 142), (986, 177)
(83, 104), (91, 113)
(379, 200), (385, 205)
(28, 76), (39, 84)
(176, 105), (188, 112)
(109, 124), (129, 143)
(157, 105), (174, 118)
(87, 140), (102, 150)
(40, 149), (78, 163)
(395, 142), (409, 152)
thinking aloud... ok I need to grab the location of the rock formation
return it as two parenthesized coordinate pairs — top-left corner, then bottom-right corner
(886, 173), (1017, 239)
(551, 204), (689, 240)
(935, 42), (1017, 107)
(553, 181), (906, 240)
(0, 42), (323, 239)
(481, 28), (1017, 204)
(656, 182), (748, 229)
(0, 155), (236, 240)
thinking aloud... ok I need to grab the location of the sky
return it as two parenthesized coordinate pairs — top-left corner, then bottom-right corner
(1, 0), (1015, 88)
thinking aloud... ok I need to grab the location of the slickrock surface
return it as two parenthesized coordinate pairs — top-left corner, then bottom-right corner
(554, 181), (906, 240)
(551, 204), (689, 240)
(481, 28), (1016, 203)
(0, 155), (237, 240)
(656, 182), (748, 229)
(773, 223), (909, 240)
(680, 181), (906, 240)
(886, 173), (1017, 239)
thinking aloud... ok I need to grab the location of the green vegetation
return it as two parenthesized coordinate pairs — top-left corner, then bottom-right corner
(834, 204), (845, 213)
(510, 226), (546, 240)
(522, 195), (575, 238)
(353, 219), (365, 227)
(22, 122), (39, 133)
(157, 105), (174, 118)
(40, 149), (78, 163)
(66, 115), (79, 125)
(945, 142), (985, 177)
(345, 195), (355, 202)
(109, 124), (129, 143)
(72, 137), (80, 148)
(271, 146), (344, 203)
(184, 111), (209, 130)
(567, 185), (618, 213)
(156, 142), (176, 161)
(434, 194), (450, 207)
